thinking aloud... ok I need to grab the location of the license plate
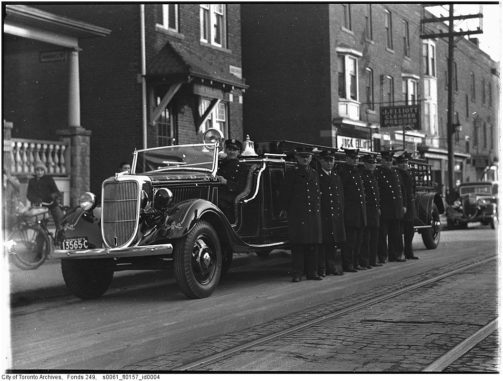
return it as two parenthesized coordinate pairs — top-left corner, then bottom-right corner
(61, 237), (89, 250)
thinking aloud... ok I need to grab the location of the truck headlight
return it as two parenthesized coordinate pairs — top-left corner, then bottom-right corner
(79, 192), (96, 211)
(153, 188), (173, 211)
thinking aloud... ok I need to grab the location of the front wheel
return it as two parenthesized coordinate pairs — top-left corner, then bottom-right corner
(8, 224), (52, 270)
(421, 204), (441, 250)
(61, 259), (115, 299)
(173, 221), (222, 298)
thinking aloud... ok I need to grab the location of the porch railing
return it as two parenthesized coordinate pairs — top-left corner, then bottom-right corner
(9, 138), (69, 177)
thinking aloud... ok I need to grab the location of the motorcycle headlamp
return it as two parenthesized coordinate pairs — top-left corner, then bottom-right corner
(79, 192), (96, 211)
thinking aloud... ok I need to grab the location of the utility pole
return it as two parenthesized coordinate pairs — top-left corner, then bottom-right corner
(420, 5), (482, 199)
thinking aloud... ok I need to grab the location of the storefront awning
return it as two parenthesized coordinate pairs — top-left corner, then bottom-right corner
(147, 41), (247, 89)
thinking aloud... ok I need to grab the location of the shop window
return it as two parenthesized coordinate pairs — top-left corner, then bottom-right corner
(200, 4), (226, 48)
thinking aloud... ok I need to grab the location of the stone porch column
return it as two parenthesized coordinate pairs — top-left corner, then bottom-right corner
(56, 127), (91, 206)
(57, 48), (90, 206)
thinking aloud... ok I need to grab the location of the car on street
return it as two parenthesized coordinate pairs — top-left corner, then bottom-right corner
(446, 181), (498, 229)
(52, 133), (444, 299)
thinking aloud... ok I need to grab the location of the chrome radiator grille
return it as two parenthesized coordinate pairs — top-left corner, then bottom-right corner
(102, 180), (139, 248)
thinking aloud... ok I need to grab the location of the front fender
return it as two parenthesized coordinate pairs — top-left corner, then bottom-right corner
(138, 199), (234, 245)
(415, 192), (436, 226)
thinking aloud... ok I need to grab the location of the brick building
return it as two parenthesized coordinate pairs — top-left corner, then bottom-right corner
(241, 3), (499, 188)
(421, 9), (500, 186)
(4, 4), (246, 196)
(241, 3), (425, 152)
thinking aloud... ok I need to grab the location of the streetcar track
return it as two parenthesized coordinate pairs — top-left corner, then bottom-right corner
(174, 256), (496, 371)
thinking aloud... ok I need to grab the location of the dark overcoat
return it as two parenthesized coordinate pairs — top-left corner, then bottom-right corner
(337, 163), (367, 228)
(27, 175), (60, 204)
(397, 167), (417, 221)
(318, 169), (346, 243)
(217, 157), (248, 203)
(280, 165), (322, 244)
(359, 166), (381, 228)
(376, 166), (405, 220)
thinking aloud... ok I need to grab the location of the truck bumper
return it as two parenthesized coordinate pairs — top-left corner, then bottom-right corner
(52, 244), (174, 260)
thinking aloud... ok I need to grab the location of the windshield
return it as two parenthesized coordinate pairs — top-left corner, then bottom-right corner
(132, 144), (218, 174)
(459, 184), (492, 196)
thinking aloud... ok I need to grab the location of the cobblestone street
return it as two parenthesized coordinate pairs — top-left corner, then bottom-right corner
(192, 259), (497, 372)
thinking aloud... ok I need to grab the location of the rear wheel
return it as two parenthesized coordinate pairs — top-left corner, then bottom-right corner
(421, 204), (441, 250)
(8, 224), (52, 270)
(61, 259), (115, 299)
(173, 221), (222, 298)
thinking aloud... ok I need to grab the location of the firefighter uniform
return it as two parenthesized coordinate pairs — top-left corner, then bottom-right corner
(217, 139), (248, 223)
(358, 154), (381, 268)
(376, 150), (405, 262)
(280, 147), (322, 281)
(317, 150), (346, 276)
(396, 151), (419, 260)
(338, 148), (367, 272)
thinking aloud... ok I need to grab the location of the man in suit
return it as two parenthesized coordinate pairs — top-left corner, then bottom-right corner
(317, 149), (345, 276)
(395, 151), (419, 260)
(216, 139), (248, 223)
(338, 148), (366, 272)
(358, 154), (381, 268)
(280, 146), (323, 282)
(376, 150), (406, 263)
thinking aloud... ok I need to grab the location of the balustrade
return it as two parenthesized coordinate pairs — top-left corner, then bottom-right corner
(10, 138), (69, 177)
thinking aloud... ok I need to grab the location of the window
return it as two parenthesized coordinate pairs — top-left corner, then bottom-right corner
(483, 122), (487, 148)
(161, 4), (179, 32)
(199, 98), (228, 136)
(481, 78), (486, 104)
(470, 72), (476, 101)
(200, 4), (226, 48)
(473, 119), (478, 147)
(489, 82), (492, 107)
(455, 112), (460, 142)
(382, 75), (394, 105)
(402, 77), (418, 105)
(365, 67), (374, 110)
(155, 95), (177, 146)
(365, 4), (373, 40)
(343, 4), (352, 30)
(403, 20), (410, 57)
(422, 41), (436, 77)
(338, 55), (359, 101)
(490, 124), (494, 149)
(465, 94), (469, 118)
(385, 10), (393, 49)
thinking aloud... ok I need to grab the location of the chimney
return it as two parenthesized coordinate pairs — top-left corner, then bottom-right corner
(469, 38), (479, 47)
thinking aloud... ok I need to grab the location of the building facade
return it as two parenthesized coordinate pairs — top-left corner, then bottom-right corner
(4, 4), (246, 196)
(241, 3), (499, 189)
(241, 3), (425, 152)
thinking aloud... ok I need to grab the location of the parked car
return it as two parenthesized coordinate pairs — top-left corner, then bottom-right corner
(446, 182), (498, 229)
(52, 133), (444, 299)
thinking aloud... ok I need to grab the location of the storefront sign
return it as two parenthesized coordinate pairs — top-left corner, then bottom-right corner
(337, 136), (371, 151)
(380, 105), (420, 130)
